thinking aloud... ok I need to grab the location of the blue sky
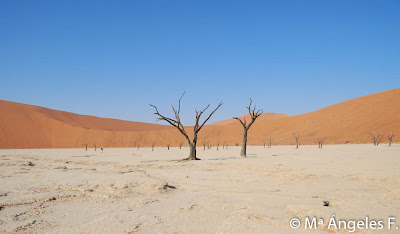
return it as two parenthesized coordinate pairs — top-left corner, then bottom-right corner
(1, 0), (399, 125)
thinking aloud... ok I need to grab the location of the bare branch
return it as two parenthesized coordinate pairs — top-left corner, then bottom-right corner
(197, 102), (223, 132)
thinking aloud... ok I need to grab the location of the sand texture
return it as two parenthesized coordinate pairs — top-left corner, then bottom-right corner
(1, 144), (399, 233)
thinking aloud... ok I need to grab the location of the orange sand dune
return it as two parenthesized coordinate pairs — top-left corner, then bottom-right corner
(210, 113), (288, 125)
(0, 88), (399, 149)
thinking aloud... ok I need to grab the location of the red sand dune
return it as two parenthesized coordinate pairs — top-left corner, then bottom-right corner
(0, 88), (399, 149)
(210, 113), (288, 125)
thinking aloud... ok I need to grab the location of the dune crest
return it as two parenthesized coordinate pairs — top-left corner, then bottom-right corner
(0, 88), (399, 148)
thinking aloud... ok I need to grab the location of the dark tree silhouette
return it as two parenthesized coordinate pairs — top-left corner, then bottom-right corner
(293, 132), (301, 149)
(93, 143), (97, 151)
(150, 92), (223, 160)
(202, 138), (208, 150)
(233, 99), (263, 157)
(83, 143), (88, 151)
(151, 141), (156, 151)
(316, 138), (325, 148)
(369, 132), (382, 146)
(267, 137), (273, 148)
(386, 130), (395, 146)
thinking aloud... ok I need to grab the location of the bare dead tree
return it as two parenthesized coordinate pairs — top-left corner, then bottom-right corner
(216, 138), (220, 150)
(150, 92), (223, 160)
(268, 137), (273, 148)
(202, 138), (207, 150)
(167, 143), (170, 150)
(151, 141), (156, 151)
(369, 132), (382, 146)
(83, 143), (88, 151)
(263, 138), (267, 148)
(179, 141), (183, 149)
(233, 99), (263, 157)
(93, 143), (97, 151)
(316, 138), (325, 148)
(386, 130), (395, 146)
(293, 132), (301, 149)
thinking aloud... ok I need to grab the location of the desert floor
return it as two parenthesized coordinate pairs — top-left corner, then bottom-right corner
(1, 144), (399, 233)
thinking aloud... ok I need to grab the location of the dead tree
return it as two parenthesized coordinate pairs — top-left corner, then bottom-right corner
(233, 99), (263, 157)
(93, 144), (97, 151)
(167, 143), (170, 150)
(316, 138), (325, 148)
(83, 143), (88, 151)
(268, 137), (273, 148)
(150, 92), (223, 160)
(386, 130), (395, 146)
(202, 138), (207, 150)
(216, 138), (220, 150)
(263, 138), (267, 148)
(151, 142), (156, 151)
(293, 132), (301, 148)
(369, 132), (382, 146)
(179, 141), (183, 149)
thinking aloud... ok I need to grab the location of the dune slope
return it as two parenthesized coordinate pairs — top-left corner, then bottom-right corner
(0, 88), (399, 148)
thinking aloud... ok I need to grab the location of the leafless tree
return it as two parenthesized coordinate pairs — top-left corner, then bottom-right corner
(233, 99), (263, 157)
(216, 138), (220, 150)
(316, 138), (325, 148)
(93, 143), (97, 151)
(386, 130), (395, 146)
(83, 143), (88, 151)
(369, 131), (382, 146)
(202, 138), (207, 150)
(293, 132), (301, 149)
(267, 137), (273, 148)
(150, 92), (223, 160)
(151, 141), (156, 151)
(167, 143), (170, 150)
(179, 141), (183, 149)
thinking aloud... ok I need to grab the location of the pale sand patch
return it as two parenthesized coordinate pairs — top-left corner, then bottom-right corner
(0, 144), (399, 233)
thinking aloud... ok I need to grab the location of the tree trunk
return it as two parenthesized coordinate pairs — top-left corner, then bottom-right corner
(240, 129), (248, 157)
(389, 139), (392, 146)
(188, 144), (198, 160)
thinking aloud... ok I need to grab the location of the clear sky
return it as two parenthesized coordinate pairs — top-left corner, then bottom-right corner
(1, 0), (399, 125)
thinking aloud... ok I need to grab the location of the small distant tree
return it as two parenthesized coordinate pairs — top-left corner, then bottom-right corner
(151, 141), (156, 151)
(93, 143), (97, 151)
(150, 92), (223, 160)
(369, 132), (382, 146)
(316, 138), (325, 148)
(293, 132), (301, 149)
(202, 138), (207, 150)
(179, 141), (183, 149)
(216, 138), (220, 150)
(386, 130), (395, 146)
(83, 143), (88, 151)
(234, 99), (263, 157)
(268, 137), (273, 148)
